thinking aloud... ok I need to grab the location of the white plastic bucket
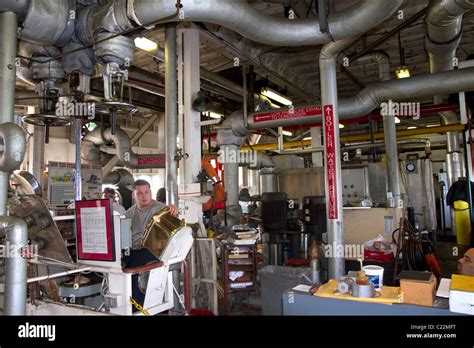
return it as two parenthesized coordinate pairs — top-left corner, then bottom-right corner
(363, 265), (384, 291)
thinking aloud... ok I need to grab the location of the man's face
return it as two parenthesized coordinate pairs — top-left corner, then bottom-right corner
(134, 185), (153, 210)
(102, 192), (115, 200)
(457, 248), (474, 276)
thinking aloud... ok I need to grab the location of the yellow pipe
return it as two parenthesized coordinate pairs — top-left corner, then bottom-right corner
(241, 124), (465, 151)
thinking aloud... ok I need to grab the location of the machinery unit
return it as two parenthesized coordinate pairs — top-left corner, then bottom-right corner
(261, 192), (288, 265)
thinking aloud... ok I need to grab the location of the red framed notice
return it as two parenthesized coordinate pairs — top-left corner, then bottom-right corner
(75, 199), (115, 262)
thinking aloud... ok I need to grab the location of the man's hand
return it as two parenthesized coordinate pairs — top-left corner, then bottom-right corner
(167, 204), (179, 217)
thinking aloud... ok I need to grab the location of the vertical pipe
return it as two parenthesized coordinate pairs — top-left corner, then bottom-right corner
(320, 39), (354, 280)
(0, 11), (18, 215)
(75, 119), (82, 201)
(311, 127), (323, 167)
(223, 145), (240, 209)
(165, 24), (178, 206)
(32, 126), (45, 189)
(383, 116), (401, 205)
(2, 217), (28, 315)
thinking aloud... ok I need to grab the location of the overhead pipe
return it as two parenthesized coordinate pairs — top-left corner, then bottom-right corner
(165, 23), (179, 206)
(0, 217), (29, 315)
(239, 67), (474, 131)
(356, 51), (401, 206)
(81, 127), (165, 169)
(132, 0), (404, 47)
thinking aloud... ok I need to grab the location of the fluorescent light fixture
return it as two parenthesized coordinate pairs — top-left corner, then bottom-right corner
(270, 103), (282, 109)
(339, 124), (345, 129)
(395, 67), (411, 79)
(407, 126), (417, 130)
(261, 87), (293, 106)
(303, 137), (312, 141)
(134, 37), (158, 52)
(427, 124), (439, 128)
(395, 117), (401, 124)
(282, 130), (293, 136)
(208, 112), (223, 119)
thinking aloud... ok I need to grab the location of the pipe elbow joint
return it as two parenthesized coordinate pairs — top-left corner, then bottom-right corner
(0, 123), (26, 173)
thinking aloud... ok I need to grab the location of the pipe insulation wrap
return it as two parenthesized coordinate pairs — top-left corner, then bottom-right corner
(0, 123), (27, 173)
(132, 0), (402, 46)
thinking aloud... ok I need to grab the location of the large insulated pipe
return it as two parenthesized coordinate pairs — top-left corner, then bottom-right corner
(165, 23), (178, 206)
(356, 51), (401, 206)
(0, 11), (18, 215)
(320, 37), (355, 280)
(245, 67), (474, 130)
(132, 0), (404, 47)
(0, 217), (28, 315)
(0, 123), (26, 215)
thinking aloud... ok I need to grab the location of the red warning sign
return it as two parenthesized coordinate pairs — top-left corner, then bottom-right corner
(324, 105), (338, 220)
(253, 106), (322, 123)
(137, 155), (166, 168)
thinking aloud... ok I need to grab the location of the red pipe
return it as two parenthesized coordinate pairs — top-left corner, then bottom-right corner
(283, 104), (460, 131)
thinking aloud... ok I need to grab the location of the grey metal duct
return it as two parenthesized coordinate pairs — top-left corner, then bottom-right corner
(81, 127), (165, 169)
(355, 51), (401, 205)
(18, 0), (75, 47)
(103, 168), (135, 187)
(0, 217), (28, 315)
(132, 0), (402, 47)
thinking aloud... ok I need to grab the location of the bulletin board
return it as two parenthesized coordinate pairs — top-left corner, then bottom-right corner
(75, 199), (115, 262)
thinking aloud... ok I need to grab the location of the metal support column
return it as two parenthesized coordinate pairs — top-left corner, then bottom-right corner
(75, 119), (82, 201)
(0, 11), (18, 215)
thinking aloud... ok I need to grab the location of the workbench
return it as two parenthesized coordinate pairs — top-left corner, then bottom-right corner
(282, 289), (463, 316)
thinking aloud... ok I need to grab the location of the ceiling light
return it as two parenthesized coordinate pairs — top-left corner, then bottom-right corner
(282, 130), (293, 136)
(395, 117), (401, 124)
(426, 124), (439, 128)
(395, 67), (411, 79)
(134, 37), (158, 52)
(339, 124), (345, 129)
(303, 137), (312, 141)
(208, 112), (222, 119)
(407, 126), (417, 130)
(261, 87), (293, 106)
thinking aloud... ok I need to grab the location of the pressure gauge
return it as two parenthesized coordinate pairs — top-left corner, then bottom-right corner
(405, 162), (417, 173)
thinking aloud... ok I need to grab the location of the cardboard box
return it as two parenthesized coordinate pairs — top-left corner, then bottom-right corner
(399, 271), (436, 307)
(449, 274), (474, 315)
